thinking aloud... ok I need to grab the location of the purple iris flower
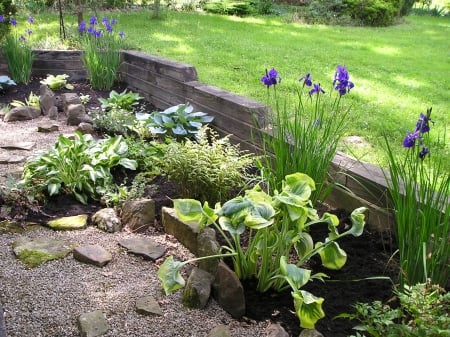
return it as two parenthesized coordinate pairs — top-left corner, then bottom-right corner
(10, 18), (17, 26)
(19, 35), (26, 41)
(105, 23), (113, 33)
(309, 83), (325, 96)
(102, 17), (109, 25)
(402, 131), (419, 148)
(28, 16), (34, 24)
(89, 16), (97, 25)
(78, 21), (86, 33)
(111, 18), (117, 25)
(0, 15), (5, 22)
(118, 31), (125, 38)
(419, 147), (429, 160)
(299, 73), (313, 87)
(333, 65), (354, 96)
(415, 112), (432, 134)
(261, 68), (281, 87)
(26, 28), (32, 35)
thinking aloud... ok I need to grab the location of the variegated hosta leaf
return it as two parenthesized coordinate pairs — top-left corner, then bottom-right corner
(316, 240), (347, 270)
(292, 290), (325, 329)
(280, 256), (311, 289)
(157, 256), (186, 295)
(348, 207), (367, 237)
(173, 199), (203, 223)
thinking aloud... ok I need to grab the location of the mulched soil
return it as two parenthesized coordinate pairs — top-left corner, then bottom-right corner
(0, 77), (399, 337)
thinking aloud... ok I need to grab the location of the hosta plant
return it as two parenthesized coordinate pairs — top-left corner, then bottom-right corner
(99, 89), (143, 111)
(137, 103), (214, 139)
(159, 172), (367, 329)
(21, 132), (137, 204)
(40, 74), (74, 90)
(10, 91), (40, 108)
(0, 75), (16, 92)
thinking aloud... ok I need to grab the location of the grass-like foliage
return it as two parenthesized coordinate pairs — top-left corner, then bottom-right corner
(21, 132), (137, 204)
(384, 108), (450, 289)
(338, 281), (450, 336)
(164, 173), (367, 329)
(160, 126), (255, 205)
(260, 66), (353, 205)
(78, 16), (125, 90)
(0, 15), (35, 84)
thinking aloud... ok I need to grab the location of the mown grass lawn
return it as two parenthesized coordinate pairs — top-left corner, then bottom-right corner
(26, 11), (450, 171)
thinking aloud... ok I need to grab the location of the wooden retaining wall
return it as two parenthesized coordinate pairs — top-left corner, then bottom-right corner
(0, 49), (394, 232)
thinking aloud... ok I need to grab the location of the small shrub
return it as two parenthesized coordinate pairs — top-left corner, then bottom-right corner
(160, 126), (256, 205)
(343, 0), (402, 26)
(91, 107), (137, 136)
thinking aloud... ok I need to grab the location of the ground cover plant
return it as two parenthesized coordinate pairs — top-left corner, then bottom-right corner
(8, 11), (449, 173)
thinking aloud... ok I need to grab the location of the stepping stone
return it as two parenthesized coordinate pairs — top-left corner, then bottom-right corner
(0, 141), (35, 150)
(47, 214), (88, 230)
(136, 296), (163, 316)
(73, 244), (112, 267)
(0, 154), (26, 164)
(12, 237), (73, 268)
(37, 122), (59, 133)
(78, 310), (109, 337)
(118, 237), (166, 261)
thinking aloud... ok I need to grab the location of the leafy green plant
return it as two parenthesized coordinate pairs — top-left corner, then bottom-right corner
(343, 0), (402, 26)
(21, 131), (137, 204)
(91, 107), (137, 136)
(162, 172), (367, 328)
(159, 126), (255, 205)
(0, 15), (35, 83)
(40, 74), (74, 90)
(0, 75), (16, 92)
(384, 108), (450, 289)
(78, 16), (125, 90)
(10, 91), (40, 108)
(138, 103), (214, 140)
(99, 89), (143, 111)
(338, 282), (450, 337)
(260, 66), (353, 205)
(123, 135), (166, 172)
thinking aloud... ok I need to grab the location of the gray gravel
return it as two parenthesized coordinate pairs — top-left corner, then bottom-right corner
(0, 226), (268, 337)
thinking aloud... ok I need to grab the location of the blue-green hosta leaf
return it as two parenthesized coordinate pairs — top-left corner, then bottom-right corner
(157, 256), (186, 295)
(118, 158), (137, 170)
(218, 197), (252, 217)
(219, 216), (245, 235)
(172, 125), (187, 135)
(163, 104), (181, 114)
(244, 201), (275, 229)
(188, 121), (202, 129)
(200, 115), (214, 123)
(292, 290), (325, 329)
(174, 199), (203, 223)
(280, 256), (311, 289)
(282, 173), (316, 201)
(347, 207), (367, 237)
(135, 112), (151, 120)
(316, 241), (347, 270)
(149, 126), (167, 134)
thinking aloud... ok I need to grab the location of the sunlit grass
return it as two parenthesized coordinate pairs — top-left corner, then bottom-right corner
(8, 11), (450, 172)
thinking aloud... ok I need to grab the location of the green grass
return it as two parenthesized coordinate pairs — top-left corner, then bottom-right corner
(13, 11), (450, 171)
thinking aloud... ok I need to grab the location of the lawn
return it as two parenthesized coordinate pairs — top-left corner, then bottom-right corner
(16, 11), (450, 170)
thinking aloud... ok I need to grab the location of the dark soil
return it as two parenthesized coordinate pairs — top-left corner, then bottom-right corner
(0, 78), (399, 337)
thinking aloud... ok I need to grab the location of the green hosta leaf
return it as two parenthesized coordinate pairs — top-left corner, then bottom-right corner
(48, 183), (61, 196)
(174, 199), (203, 223)
(157, 256), (186, 295)
(282, 172), (316, 201)
(280, 256), (311, 289)
(321, 212), (340, 239)
(316, 241), (347, 270)
(73, 190), (88, 205)
(218, 197), (252, 217)
(294, 232), (314, 259)
(244, 201), (275, 229)
(118, 158), (137, 170)
(292, 290), (325, 329)
(347, 207), (367, 237)
(219, 215), (245, 235)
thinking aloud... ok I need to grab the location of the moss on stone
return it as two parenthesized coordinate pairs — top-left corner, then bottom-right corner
(16, 248), (60, 269)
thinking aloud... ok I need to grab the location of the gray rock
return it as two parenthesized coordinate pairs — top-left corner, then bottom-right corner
(136, 296), (163, 316)
(0, 141), (35, 150)
(66, 103), (87, 126)
(78, 310), (109, 337)
(47, 214), (88, 230)
(118, 237), (166, 261)
(121, 199), (155, 233)
(0, 302), (6, 337)
(212, 261), (245, 318)
(37, 122), (59, 133)
(73, 244), (112, 267)
(162, 206), (200, 255)
(62, 93), (82, 112)
(76, 122), (95, 134)
(197, 227), (220, 274)
(299, 329), (324, 337)
(12, 237), (73, 268)
(3, 106), (41, 122)
(182, 267), (215, 309)
(92, 208), (122, 233)
(0, 154), (26, 164)
(208, 325), (232, 337)
(48, 106), (59, 120)
(266, 322), (289, 337)
(39, 84), (56, 115)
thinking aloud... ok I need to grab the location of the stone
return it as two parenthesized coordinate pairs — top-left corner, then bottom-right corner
(162, 206), (200, 255)
(3, 106), (41, 122)
(62, 92), (82, 111)
(47, 214), (88, 230)
(92, 208), (122, 233)
(0, 302), (6, 337)
(0, 154), (26, 164)
(197, 227), (220, 274)
(78, 310), (109, 337)
(37, 122), (59, 133)
(182, 267), (215, 309)
(73, 244), (112, 267)
(121, 199), (155, 233)
(48, 106), (59, 120)
(208, 325), (232, 337)
(135, 296), (163, 316)
(212, 261), (245, 318)
(39, 84), (56, 115)
(118, 237), (166, 261)
(12, 237), (73, 268)
(298, 329), (324, 337)
(0, 141), (35, 150)
(266, 322), (289, 337)
(66, 103), (87, 126)
(76, 122), (95, 134)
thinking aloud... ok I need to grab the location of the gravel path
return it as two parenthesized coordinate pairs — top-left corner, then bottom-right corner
(0, 226), (268, 337)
